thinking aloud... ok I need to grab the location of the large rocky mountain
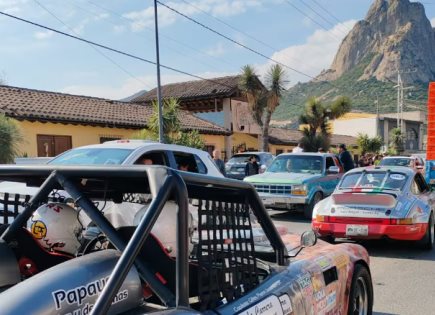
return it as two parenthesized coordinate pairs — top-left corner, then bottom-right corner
(275, 0), (434, 122)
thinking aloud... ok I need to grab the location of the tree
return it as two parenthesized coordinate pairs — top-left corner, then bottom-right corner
(299, 96), (351, 152)
(357, 133), (383, 155)
(389, 128), (404, 155)
(239, 64), (286, 152)
(133, 98), (205, 150)
(0, 114), (24, 163)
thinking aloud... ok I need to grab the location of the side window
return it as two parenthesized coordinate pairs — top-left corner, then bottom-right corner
(135, 151), (168, 166)
(173, 152), (207, 174)
(326, 157), (335, 169)
(411, 176), (423, 195)
(415, 174), (429, 193)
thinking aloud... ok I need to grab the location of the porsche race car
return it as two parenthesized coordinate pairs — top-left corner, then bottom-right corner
(312, 166), (435, 249)
(0, 165), (373, 314)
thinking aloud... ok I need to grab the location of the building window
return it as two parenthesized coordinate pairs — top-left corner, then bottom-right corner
(37, 135), (72, 157)
(204, 145), (215, 156)
(276, 149), (284, 155)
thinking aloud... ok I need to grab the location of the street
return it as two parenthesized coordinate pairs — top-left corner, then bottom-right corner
(269, 210), (435, 315)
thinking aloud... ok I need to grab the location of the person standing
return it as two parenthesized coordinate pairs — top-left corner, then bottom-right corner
(245, 155), (259, 177)
(212, 149), (226, 176)
(292, 142), (304, 153)
(338, 144), (355, 172)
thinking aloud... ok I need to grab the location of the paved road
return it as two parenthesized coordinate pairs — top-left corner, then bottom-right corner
(269, 210), (435, 315)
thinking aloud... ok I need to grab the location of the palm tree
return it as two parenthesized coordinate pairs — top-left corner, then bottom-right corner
(239, 64), (286, 152)
(357, 133), (383, 155)
(0, 114), (24, 163)
(389, 128), (404, 154)
(299, 96), (351, 152)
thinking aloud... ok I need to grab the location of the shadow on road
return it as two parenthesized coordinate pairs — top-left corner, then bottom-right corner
(269, 210), (310, 223)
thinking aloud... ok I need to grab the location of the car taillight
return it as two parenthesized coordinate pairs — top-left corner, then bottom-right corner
(391, 218), (414, 225)
(315, 215), (329, 222)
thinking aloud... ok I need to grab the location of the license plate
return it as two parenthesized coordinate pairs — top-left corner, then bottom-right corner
(237, 168), (244, 172)
(346, 224), (368, 236)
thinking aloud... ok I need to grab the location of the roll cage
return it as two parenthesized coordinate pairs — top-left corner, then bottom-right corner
(0, 165), (288, 314)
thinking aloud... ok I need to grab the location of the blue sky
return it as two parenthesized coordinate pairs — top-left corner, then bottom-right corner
(0, 0), (435, 100)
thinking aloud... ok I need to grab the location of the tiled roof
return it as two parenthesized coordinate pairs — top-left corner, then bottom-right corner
(130, 75), (243, 103)
(0, 85), (230, 135)
(269, 127), (357, 147)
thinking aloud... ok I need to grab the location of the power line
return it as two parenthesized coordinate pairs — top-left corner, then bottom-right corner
(84, 0), (238, 69)
(298, 0), (348, 37)
(33, 0), (152, 89)
(178, 0), (323, 75)
(156, 0), (319, 81)
(283, 0), (342, 42)
(309, 0), (352, 32)
(0, 10), (236, 90)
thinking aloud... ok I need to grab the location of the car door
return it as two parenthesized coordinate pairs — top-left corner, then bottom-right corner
(132, 150), (171, 166)
(322, 157), (342, 195)
(409, 174), (432, 223)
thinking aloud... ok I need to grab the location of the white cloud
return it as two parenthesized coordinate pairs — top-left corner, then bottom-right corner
(34, 30), (54, 40)
(59, 71), (235, 100)
(205, 42), (226, 57)
(431, 17), (435, 27)
(123, 0), (262, 32)
(257, 20), (356, 86)
(0, 0), (27, 14)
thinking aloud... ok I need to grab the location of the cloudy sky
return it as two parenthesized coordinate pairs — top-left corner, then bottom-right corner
(1, 0), (435, 100)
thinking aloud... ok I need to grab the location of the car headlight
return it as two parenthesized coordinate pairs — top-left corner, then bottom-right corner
(225, 164), (231, 171)
(292, 184), (307, 196)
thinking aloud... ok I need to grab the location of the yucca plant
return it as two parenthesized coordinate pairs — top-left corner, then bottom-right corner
(0, 115), (24, 164)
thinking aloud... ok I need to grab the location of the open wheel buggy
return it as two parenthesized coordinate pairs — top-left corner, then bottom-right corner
(0, 165), (373, 315)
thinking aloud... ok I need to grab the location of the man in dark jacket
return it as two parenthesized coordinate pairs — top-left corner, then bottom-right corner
(212, 149), (226, 176)
(245, 155), (259, 177)
(338, 144), (355, 172)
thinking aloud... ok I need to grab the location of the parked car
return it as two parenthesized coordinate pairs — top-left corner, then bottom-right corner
(0, 165), (373, 314)
(0, 140), (223, 224)
(225, 152), (274, 180)
(244, 153), (344, 218)
(379, 156), (424, 174)
(312, 166), (434, 249)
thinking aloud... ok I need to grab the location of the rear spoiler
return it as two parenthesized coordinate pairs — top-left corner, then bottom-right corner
(333, 192), (397, 208)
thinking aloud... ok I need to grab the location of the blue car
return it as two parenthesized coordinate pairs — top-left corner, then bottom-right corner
(245, 153), (344, 218)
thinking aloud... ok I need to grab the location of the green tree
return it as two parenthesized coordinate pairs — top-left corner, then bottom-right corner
(299, 96), (351, 152)
(0, 114), (24, 163)
(389, 128), (404, 155)
(357, 133), (383, 154)
(133, 98), (204, 150)
(239, 64), (286, 152)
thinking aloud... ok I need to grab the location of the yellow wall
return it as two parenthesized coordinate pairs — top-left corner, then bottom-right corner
(232, 132), (259, 151)
(16, 120), (228, 157)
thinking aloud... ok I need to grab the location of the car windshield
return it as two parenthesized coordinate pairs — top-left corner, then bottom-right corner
(379, 158), (411, 167)
(339, 171), (407, 191)
(228, 155), (258, 164)
(267, 155), (323, 174)
(48, 148), (133, 165)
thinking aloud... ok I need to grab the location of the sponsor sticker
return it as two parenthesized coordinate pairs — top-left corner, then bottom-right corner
(238, 295), (284, 315)
(279, 294), (293, 315)
(30, 220), (47, 239)
(390, 174), (405, 180)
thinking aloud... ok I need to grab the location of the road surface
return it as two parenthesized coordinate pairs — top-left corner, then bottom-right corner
(269, 210), (435, 315)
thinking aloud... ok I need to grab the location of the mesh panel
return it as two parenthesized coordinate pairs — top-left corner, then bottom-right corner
(196, 199), (259, 310)
(0, 193), (31, 224)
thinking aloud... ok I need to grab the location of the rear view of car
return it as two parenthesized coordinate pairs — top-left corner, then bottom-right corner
(379, 156), (424, 174)
(312, 167), (434, 249)
(225, 152), (273, 180)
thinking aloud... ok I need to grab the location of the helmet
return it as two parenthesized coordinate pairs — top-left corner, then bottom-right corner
(27, 203), (82, 255)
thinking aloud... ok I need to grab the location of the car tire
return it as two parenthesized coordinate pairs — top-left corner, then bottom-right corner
(418, 212), (434, 250)
(304, 192), (322, 219)
(348, 264), (373, 315)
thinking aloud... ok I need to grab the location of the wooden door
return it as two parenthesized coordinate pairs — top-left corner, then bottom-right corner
(37, 135), (72, 157)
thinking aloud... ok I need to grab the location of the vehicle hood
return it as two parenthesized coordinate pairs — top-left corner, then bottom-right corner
(244, 172), (321, 184)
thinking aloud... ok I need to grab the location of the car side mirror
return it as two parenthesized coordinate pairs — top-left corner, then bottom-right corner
(327, 166), (340, 174)
(301, 230), (317, 247)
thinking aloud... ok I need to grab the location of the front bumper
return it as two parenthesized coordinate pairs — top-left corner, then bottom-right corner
(312, 220), (428, 241)
(259, 193), (308, 209)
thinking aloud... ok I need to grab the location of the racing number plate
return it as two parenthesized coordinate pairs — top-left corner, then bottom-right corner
(346, 224), (368, 236)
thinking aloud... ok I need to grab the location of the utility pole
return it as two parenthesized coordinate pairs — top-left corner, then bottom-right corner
(154, 0), (164, 143)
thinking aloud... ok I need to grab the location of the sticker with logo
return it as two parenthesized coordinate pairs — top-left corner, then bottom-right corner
(297, 273), (313, 296)
(311, 275), (324, 291)
(30, 220), (47, 239)
(237, 295), (284, 315)
(278, 294), (293, 315)
(333, 254), (350, 269)
(315, 257), (331, 270)
(326, 291), (336, 310)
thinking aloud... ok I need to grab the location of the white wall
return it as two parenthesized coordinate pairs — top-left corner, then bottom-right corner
(332, 118), (378, 137)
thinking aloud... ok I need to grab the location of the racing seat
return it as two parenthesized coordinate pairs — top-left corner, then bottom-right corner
(3, 226), (72, 276)
(115, 226), (201, 299)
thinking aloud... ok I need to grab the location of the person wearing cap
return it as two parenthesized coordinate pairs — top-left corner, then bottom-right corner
(338, 144), (354, 172)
